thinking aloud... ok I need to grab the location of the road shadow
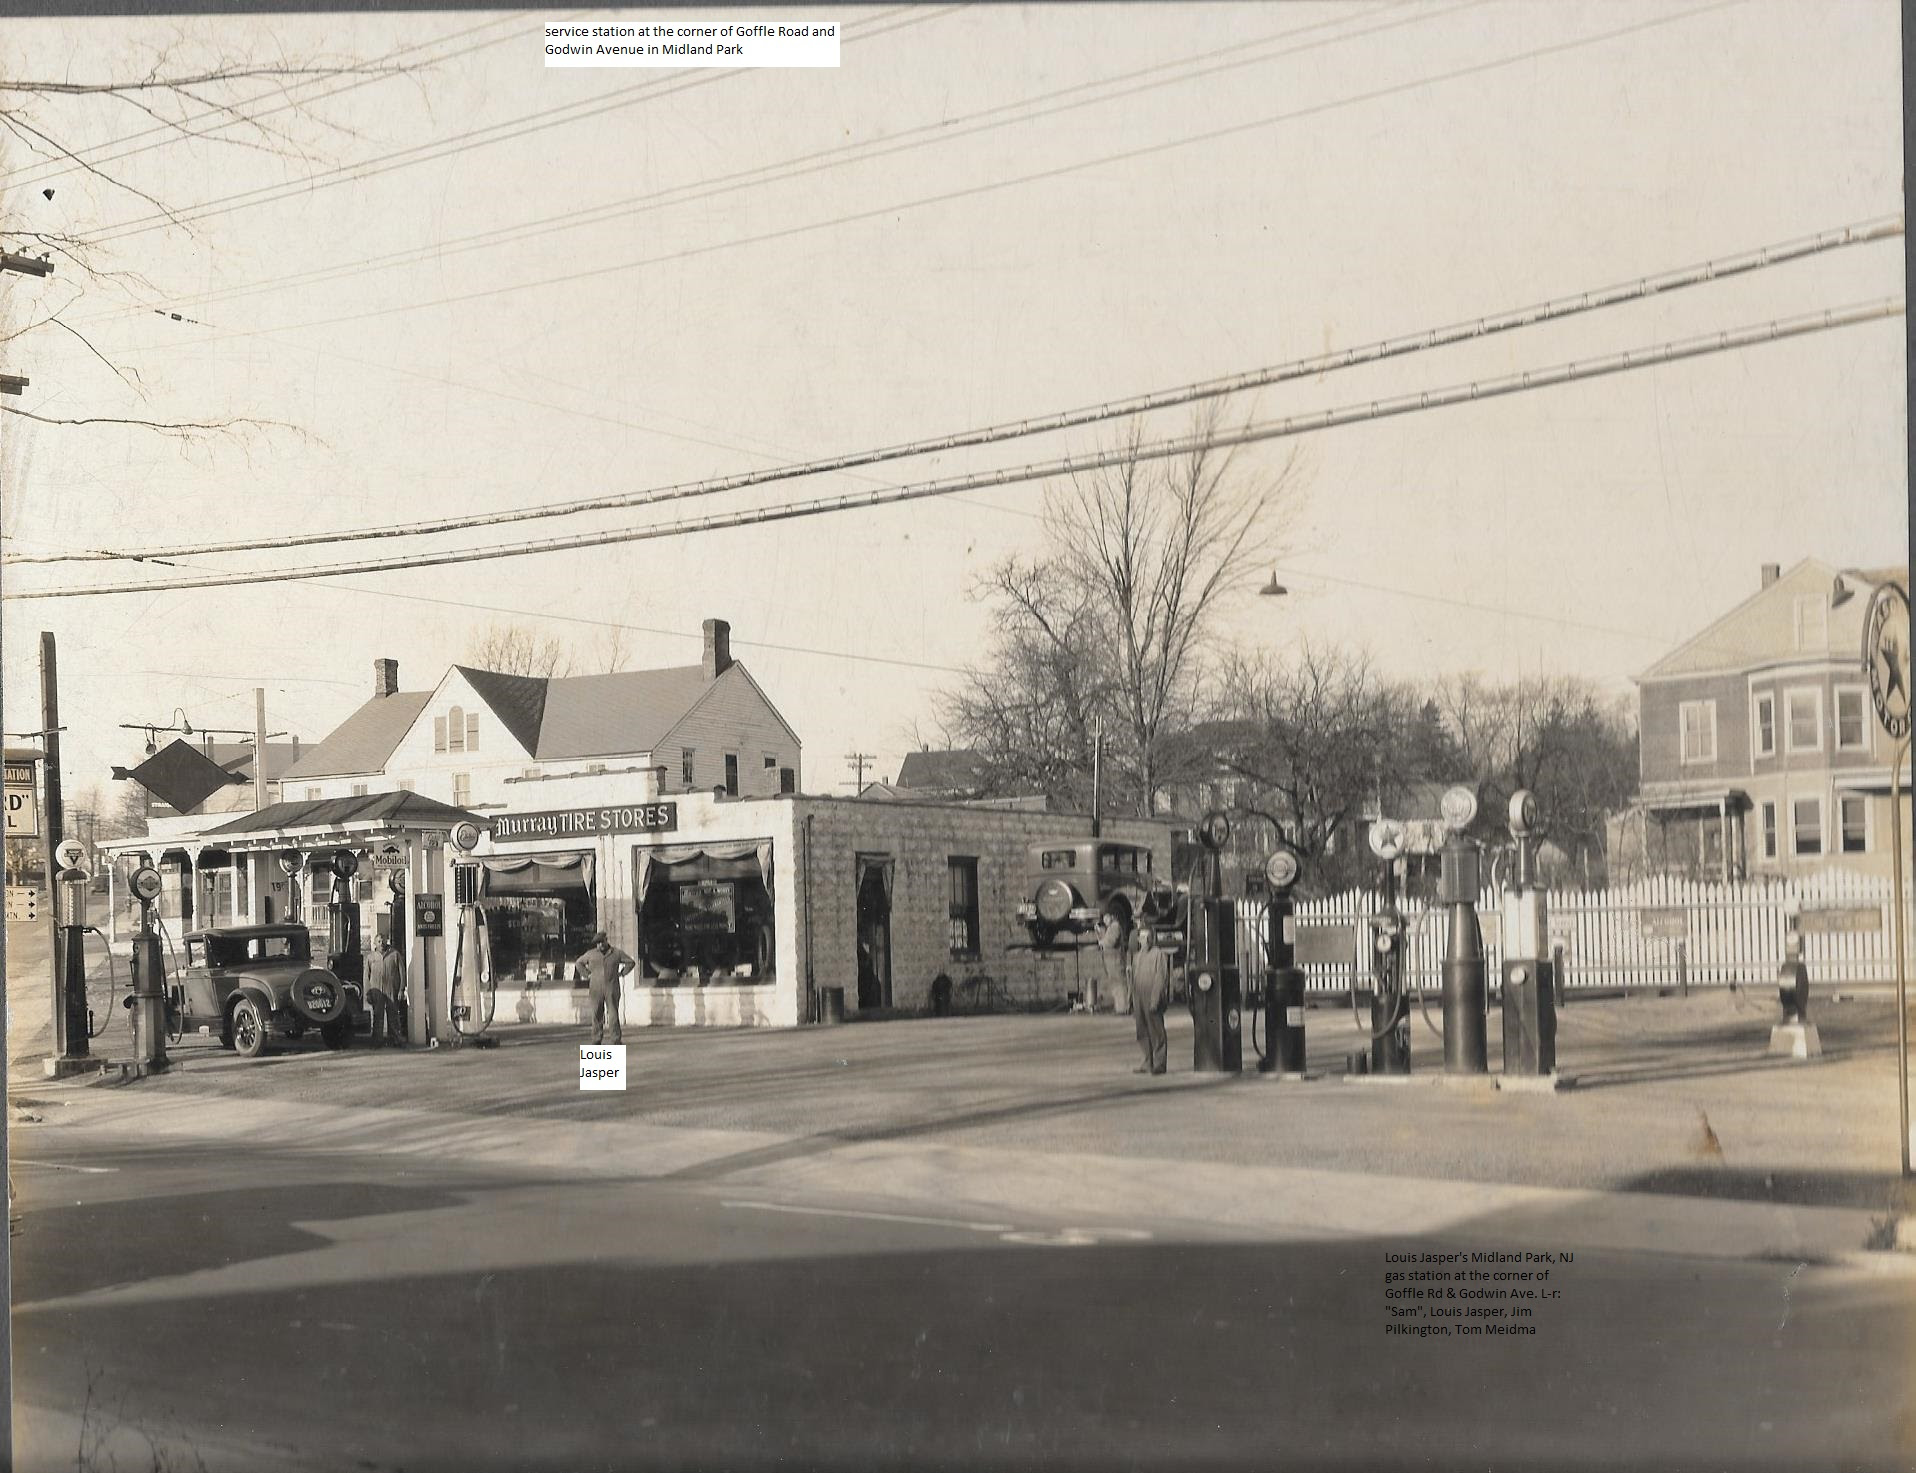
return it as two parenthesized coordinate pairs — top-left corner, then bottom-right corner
(13, 1214), (1913, 1473)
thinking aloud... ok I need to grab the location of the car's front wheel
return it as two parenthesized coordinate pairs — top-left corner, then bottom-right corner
(229, 997), (269, 1059)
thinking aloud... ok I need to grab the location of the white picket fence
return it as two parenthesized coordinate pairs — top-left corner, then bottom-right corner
(1239, 869), (1916, 994)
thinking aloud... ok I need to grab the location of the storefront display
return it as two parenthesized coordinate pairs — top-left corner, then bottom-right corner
(634, 840), (775, 986)
(475, 852), (597, 984)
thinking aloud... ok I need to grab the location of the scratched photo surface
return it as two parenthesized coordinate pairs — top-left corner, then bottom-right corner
(2, 4), (1911, 1471)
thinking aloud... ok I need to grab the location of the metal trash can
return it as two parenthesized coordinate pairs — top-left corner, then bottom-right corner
(817, 986), (845, 1025)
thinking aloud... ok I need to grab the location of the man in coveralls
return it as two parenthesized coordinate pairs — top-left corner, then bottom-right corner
(1131, 926), (1170, 1074)
(576, 930), (636, 1045)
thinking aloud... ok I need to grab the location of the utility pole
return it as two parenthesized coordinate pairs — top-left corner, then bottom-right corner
(255, 688), (269, 810)
(844, 752), (875, 792)
(38, 632), (84, 1065)
(3, 251), (52, 398)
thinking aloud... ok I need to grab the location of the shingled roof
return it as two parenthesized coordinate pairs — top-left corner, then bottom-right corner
(282, 692), (431, 780)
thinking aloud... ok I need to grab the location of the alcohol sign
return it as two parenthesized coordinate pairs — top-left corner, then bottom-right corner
(4, 760), (38, 839)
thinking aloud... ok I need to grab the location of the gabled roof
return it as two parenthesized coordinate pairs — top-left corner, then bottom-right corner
(454, 666), (546, 755)
(282, 692), (432, 779)
(896, 749), (987, 790)
(1637, 559), (1908, 681)
(207, 740), (304, 785)
(535, 664), (722, 760)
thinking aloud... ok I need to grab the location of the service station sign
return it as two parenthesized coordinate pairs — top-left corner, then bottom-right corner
(493, 803), (678, 842)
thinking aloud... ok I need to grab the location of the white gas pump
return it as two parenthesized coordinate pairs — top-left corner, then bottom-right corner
(447, 839), (498, 1048)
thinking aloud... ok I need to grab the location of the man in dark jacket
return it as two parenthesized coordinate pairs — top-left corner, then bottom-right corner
(371, 935), (408, 1047)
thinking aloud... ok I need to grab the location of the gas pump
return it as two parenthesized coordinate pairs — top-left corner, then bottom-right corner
(325, 848), (364, 988)
(1254, 847), (1307, 1075)
(1188, 810), (1242, 1074)
(53, 846), (93, 1062)
(1500, 789), (1556, 1077)
(1436, 786), (1488, 1075)
(126, 863), (170, 1072)
(1364, 820), (1412, 1075)
(447, 827), (498, 1048)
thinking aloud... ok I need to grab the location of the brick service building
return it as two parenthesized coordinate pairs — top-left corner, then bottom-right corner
(482, 774), (1172, 1029)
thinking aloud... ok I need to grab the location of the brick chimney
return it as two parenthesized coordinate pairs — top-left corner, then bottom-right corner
(1761, 564), (1781, 589)
(373, 657), (399, 698)
(702, 619), (732, 679)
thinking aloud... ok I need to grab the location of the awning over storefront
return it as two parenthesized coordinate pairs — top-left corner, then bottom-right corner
(479, 852), (594, 895)
(634, 839), (773, 903)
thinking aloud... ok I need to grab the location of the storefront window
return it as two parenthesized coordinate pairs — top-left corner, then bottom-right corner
(477, 853), (598, 984)
(635, 841), (775, 985)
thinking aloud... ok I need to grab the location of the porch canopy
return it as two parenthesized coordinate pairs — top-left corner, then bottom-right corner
(195, 791), (489, 851)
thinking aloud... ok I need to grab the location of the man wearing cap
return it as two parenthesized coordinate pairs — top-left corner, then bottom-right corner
(575, 930), (636, 1046)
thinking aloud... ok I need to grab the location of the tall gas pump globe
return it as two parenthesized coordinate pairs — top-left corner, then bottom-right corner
(1437, 785), (1488, 1074)
(127, 863), (169, 1071)
(1366, 819), (1411, 1075)
(1258, 846), (1307, 1075)
(1501, 789), (1556, 1077)
(1189, 809), (1241, 1073)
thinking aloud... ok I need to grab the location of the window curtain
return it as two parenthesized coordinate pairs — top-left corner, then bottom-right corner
(479, 851), (594, 896)
(634, 840), (775, 904)
(855, 853), (894, 904)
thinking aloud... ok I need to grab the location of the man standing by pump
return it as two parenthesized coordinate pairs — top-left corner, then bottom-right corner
(576, 930), (636, 1046)
(371, 934), (408, 1047)
(1131, 926), (1170, 1074)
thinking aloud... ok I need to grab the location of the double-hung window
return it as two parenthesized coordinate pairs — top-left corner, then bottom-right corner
(1679, 700), (1716, 765)
(1752, 692), (1775, 758)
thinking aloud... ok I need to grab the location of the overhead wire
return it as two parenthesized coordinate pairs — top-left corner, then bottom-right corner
(0, 12), (540, 189)
(76, 0), (1449, 323)
(86, 0), (1748, 348)
(70, 6), (947, 248)
(8, 295), (1900, 600)
(15, 214), (1901, 566)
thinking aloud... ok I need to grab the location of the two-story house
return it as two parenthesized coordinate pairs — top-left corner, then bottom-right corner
(280, 619), (802, 809)
(1630, 559), (1908, 881)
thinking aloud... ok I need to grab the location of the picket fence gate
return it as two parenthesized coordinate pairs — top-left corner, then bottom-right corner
(1235, 868), (1916, 995)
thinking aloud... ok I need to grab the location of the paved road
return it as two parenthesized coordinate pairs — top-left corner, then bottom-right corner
(12, 1134), (1913, 1473)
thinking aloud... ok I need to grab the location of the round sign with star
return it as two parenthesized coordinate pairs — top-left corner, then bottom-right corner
(1864, 583), (1910, 740)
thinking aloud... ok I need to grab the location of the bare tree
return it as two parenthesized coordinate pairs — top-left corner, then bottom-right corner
(466, 624), (573, 679)
(0, 34), (408, 443)
(944, 410), (1305, 813)
(1209, 643), (1414, 892)
(592, 623), (632, 674)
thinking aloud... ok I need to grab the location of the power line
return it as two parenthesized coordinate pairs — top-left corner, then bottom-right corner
(0, 12), (537, 190)
(17, 214), (1901, 567)
(79, 1), (1448, 324)
(9, 296), (1900, 601)
(71, 7), (948, 248)
(86, 0), (1746, 347)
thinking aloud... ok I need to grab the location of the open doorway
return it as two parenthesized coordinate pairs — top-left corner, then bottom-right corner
(854, 853), (893, 1010)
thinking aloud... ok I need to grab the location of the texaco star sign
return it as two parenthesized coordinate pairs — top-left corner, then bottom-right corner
(1865, 582), (1912, 741)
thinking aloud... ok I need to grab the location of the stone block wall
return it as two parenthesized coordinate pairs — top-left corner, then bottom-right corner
(790, 798), (1170, 1016)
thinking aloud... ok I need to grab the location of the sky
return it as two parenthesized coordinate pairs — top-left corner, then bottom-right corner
(0, 0), (1906, 813)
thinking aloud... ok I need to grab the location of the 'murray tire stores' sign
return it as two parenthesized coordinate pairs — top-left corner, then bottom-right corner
(493, 803), (679, 842)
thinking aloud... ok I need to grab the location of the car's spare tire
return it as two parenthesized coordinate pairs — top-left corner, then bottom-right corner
(1034, 878), (1075, 925)
(289, 968), (349, 1025)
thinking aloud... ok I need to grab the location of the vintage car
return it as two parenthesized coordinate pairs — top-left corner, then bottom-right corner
(168, 924), (363, 1058)
(1015, 838), (1181, 951)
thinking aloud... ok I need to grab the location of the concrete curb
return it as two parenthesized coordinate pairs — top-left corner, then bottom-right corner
(21, 1084), (1911, 1273)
